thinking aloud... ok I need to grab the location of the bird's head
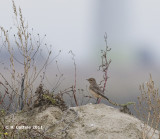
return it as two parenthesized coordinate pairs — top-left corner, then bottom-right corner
(86, 78), (96, 84)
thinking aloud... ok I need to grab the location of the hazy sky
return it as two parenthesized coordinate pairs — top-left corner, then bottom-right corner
(1, 0), (160, 58)
(1, 0), (160, 101)
(0, 0), (97, 60)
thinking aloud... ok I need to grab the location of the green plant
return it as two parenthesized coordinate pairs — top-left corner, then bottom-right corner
(0, 109), (8, 139)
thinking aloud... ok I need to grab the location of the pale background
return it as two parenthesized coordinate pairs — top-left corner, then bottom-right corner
(1, 0), (160, 105)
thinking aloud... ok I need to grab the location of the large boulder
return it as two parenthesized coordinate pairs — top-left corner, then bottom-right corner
(2, 104), (159, 139)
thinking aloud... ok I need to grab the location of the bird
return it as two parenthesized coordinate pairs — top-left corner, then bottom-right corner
(86, 78), (110, 103)
(86, 78), (134, 114)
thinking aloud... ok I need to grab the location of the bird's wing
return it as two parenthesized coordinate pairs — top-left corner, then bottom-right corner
(90, 85), (109, 101)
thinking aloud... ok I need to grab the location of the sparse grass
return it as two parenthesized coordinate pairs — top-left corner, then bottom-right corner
(1, 0), (160, 139)
(135, 74), (160, 139)
(0, 0), (52, 111)
(33, 84), (67, 111)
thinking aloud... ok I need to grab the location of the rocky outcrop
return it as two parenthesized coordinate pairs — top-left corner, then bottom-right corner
(3, 104), (159, 139)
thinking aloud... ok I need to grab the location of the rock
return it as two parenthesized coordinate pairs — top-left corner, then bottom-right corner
(2, 104), (159, 139)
